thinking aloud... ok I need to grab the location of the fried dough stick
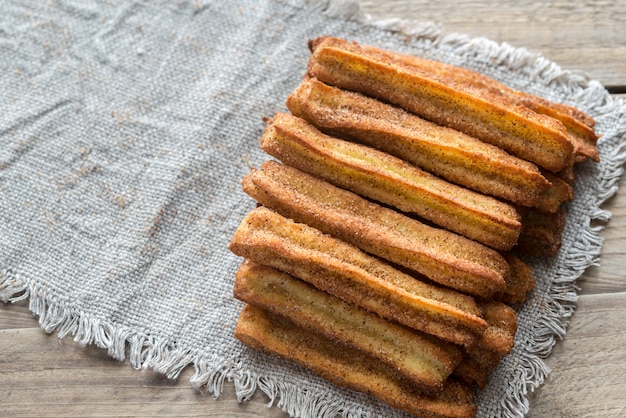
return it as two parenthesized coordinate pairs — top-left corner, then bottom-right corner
(235, 304), (478, 418)
(234, 261), (462, 393)
(261, 113), (521, 251)
(243, 160), (508, 298)
(477, 301), (518, 355)
(496, 253), (536, 304)
(229, 207), (488, 347)
(379, 48), (599, 162)
(287, 77), (554, 209)
(516, 206), (567, 257)
(535, 170), (573, 213)
(307, 36), (574, 172)
(511, 93), (599, 163)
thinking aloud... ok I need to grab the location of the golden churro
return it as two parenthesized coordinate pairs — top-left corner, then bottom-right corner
(234, 261), (462, 393)
(242, 160), (509, 298)
(379, 48), (599, 162)
(229, 206), (488, 347)
(307, 36), (574, 172)
(235, 304), (478, 418)
(287, 77), (554, 208)
(511, 93), (599, 163)
(261, 112), (522, 250)
(534, 171), (574, 213)
(453, 347), (502, 389)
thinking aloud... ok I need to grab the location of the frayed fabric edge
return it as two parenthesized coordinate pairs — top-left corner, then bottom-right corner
(0, 266), (383, 417)
(189, 355), (380, 418)
(0, 272), (202, 381)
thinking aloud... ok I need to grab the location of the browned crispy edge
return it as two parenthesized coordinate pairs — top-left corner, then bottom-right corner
(235, 304), (478, 418)
(453, 347), (502, 389)
(512, 93), (599, 163)
(476, 301), (518, 355)
(516, 206), (567, 258)
(535, 170), (574, 213)
(496, 253), (536, 305)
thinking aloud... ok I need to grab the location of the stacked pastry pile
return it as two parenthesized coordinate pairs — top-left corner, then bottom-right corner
(228, 37), (599, 418)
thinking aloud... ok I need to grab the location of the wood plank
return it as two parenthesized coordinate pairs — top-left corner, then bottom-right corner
(527, 292), (626, 417)
(360, 0), (626, 87)
(0, 300), (37, 330)
(0, 316), (285, 417)
(580, 174), (626, 294)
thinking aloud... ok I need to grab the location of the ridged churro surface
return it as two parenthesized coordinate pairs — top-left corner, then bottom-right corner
(375, 47), (599, 163)
(287, 77), (555, 208)
(261, 112), (522, 250)
(229, 207), (488, 347)
(243, 160), (509, 298)
(497, 253), (536, 304)
(234, 261), (462, 393)
(235, 304), (478, 418)
(307, 36), (575, 172)
(476, 301), (518, 355)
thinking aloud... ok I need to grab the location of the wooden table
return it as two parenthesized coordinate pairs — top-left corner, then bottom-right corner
(2, 1), (625, 416)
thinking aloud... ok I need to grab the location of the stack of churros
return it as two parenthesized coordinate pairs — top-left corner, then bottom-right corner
(228, 36), (599, 417)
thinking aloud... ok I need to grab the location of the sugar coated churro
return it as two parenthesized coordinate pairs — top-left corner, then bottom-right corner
(229, 206), (488, 347)
(227, 35), (600, 416)
(234, 260), (462, 393)
(375, 47), (599, 163)
(261, 112), (522, 250)
(307, 36), (575, 172)
(242, 160), (509, 298)
(287, 77), (556, 209)
(235, 304), (478, 418)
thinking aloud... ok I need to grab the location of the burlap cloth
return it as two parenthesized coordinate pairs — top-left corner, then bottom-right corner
(2, 0), (625, 416)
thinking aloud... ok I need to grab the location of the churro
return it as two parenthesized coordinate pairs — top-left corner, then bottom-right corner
(376, 47), (599, 162)
(235, 304), (478, 418)
(307, 36), (574, 172)
(234, 260), (462, 393)
(229, 206), (488, 347)
(242, 160), (509, 298)
(496, 253), (536, 305)
(534, 171), (573, 213)
(261, 112), (522, 250)
(476, 301), (518, 355)
(287, 77), (554, 208)
(453, 347), (502, 389)
(516, 206), (567, 257)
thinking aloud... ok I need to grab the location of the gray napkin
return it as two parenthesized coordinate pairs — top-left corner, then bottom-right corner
(2, 0), (625, 416)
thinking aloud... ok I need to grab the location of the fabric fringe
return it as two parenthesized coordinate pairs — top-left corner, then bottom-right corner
(0, 269), (201, 380)
(191, 357), (375, 418)
(2, 0), (626, 417)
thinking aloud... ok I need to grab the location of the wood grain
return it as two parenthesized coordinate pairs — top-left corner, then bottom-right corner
(360, 0), (626, 88)
(1, 1), (625, 417)
(527, 292), (626, 418)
